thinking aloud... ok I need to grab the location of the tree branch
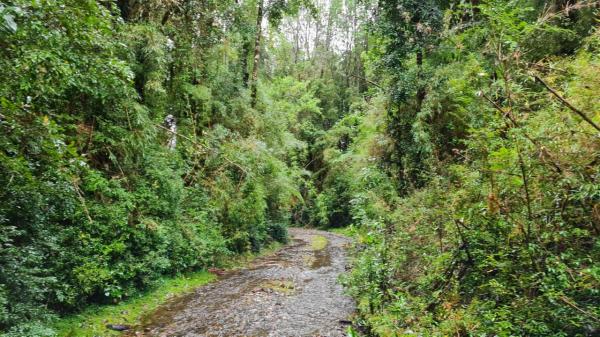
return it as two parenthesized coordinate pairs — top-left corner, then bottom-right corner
(534, 75), (600, 132)
(347, 73), (384, 89)
(155, 123), (248, 174)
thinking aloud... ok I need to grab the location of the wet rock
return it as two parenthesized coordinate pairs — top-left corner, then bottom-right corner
(208, 267), (226, 276)
(106, 324), (131, 331)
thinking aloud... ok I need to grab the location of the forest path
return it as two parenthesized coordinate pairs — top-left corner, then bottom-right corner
(129, 228), (355, 337)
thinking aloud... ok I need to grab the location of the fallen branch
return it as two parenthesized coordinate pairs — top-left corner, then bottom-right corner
(155, 123), (248, 175)
(534, 75), (600, 132)
(347, 73), (384, 89)
(527, 62), (569, 75)
(480, 92), (519, 127)
(454, 219), (473, 263)
(71, 177), (93, 224)
(559, 295), (600, 323)
(478, 92), (564, 175)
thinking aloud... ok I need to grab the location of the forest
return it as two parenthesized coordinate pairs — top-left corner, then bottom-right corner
(0, 0), (599, 336)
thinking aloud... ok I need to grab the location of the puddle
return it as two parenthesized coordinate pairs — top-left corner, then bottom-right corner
(311, 246), (331, 269)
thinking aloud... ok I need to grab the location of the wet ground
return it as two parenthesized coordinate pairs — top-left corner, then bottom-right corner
(129, 228), (355, 337)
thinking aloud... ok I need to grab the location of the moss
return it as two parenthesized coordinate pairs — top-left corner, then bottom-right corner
(261, 279), (296, 295)
(310, 235), (328, 250)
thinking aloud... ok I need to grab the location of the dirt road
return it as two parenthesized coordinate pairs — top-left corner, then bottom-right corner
(131, 228), (355, 337)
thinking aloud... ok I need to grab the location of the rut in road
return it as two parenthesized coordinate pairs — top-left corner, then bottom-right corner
(130, 228), (355, 337)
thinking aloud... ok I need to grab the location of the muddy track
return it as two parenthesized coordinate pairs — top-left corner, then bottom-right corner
(129, 228), (355, 337)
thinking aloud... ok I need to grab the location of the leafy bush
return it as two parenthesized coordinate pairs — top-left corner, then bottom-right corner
(0, 1), (307, 334)
(329, 2), (600, 336)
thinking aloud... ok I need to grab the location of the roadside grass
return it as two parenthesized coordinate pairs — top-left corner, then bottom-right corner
(53, 241), (285, 337)
(327, 225), (356, 238)
(221, 241), (284, 269)
(310, 235), (328, 250)
(53, 271), (215, 337)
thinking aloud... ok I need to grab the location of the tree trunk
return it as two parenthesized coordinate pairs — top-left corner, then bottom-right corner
(304, 18), (311, 59)
(164, 115), (177, 150)
(293, 17), (301, 64)
(250, 0), (264, 108)
(116, 0), (131, 20)
(117, 0), (142, 21)
(314, 10), (322, 53)
(241, 40), (251, 87)
(416, 49), (426, 110)
(161, 10), (171, 25)
(324, 1), (334, 52)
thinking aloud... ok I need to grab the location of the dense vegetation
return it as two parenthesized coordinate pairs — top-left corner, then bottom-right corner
(332, 1), (600, 336)
(0, 0), (598, 336)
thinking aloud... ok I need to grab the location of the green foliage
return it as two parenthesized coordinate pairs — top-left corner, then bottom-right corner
(52, 271), (216, 337)
(0, 0), (308, 334)
(1, 0), (598, 336)
(333, 2), (600, 336)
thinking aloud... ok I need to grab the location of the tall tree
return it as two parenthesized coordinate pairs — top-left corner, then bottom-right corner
(251, 0), (265, 107)
(375, 0), (447, 191)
